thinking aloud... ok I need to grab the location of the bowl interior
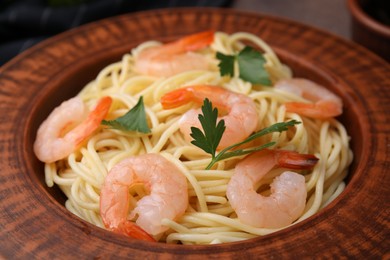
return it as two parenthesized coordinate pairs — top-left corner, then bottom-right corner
(25, 44), (363, 243)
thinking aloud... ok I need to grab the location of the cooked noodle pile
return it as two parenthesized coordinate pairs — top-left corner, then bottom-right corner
(44, 32), (353, 244)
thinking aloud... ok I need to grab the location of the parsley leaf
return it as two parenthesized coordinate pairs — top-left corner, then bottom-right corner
(101, 96), (151, 133)
(216, 46), (271, 86)
(190, 98), (226, 159)
(214, 120), (301, 163)
(216, 52), (235, 77)
(237, 46), (271, 86)
(190, 99), (300, 169)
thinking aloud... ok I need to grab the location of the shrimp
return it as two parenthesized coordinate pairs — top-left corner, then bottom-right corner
(274, 78), (343, 119)
(134, 30), (214, 77)
(33, 96), (112, 163)
(161, 85), (258, 150)
(226, 149), (318, 229)
(100, 153), (188, 241)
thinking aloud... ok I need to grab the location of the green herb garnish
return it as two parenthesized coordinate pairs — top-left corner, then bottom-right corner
(216, 46), (271, 86)
(216, 52), (235, 77)
(102, 96), (151, 133)
(191, 99), (300, 169)
(190, 98), (226, 163)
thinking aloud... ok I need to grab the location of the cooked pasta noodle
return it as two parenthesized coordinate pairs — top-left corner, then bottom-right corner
(43, 32), (353, 244)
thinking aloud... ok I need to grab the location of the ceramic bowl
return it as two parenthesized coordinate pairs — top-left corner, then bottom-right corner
(0, 8), (389, 258)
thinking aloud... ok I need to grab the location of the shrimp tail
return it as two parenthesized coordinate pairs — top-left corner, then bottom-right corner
(285, 102), (315, 115)
(161, 85), (228, 110)
(118, 221), (156, 242)
(275, 150), (319, 170)
(178, 30), (215, 52)
(72, 96), (112, 145)
(161, 88), (195, 109)
(89, 96), (113, 125)
(285, 102), (341, 119)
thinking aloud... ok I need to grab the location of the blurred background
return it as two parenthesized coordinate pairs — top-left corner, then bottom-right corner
(0, 0), (381, 65)
(233, 0), (350, 38)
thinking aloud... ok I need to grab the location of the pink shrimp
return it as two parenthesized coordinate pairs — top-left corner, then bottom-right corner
(161, 85), (258, 150)
(226, 149), (318, 229)
(134, 30), (214, 77)
(100, 154), (188, 241)
(33, 96), (112, 163)
(274, 78), (343, 119)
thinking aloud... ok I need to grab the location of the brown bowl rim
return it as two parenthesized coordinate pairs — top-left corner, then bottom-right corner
(1, 7), (389, 258)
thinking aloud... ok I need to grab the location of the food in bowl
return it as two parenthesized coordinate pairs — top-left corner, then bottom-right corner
(33, 31), (353, 244)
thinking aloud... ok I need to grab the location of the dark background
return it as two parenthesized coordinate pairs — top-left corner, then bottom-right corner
(0, 0), (352, 66)
(233, 0), (350, 39)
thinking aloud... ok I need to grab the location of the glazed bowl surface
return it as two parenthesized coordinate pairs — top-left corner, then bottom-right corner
(0, 8), (389, 258)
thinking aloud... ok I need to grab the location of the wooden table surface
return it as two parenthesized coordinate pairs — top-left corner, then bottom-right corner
(232, 0), (351, 40)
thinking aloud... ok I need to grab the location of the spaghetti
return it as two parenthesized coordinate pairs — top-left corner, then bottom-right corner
(38, 31), (353, 244)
